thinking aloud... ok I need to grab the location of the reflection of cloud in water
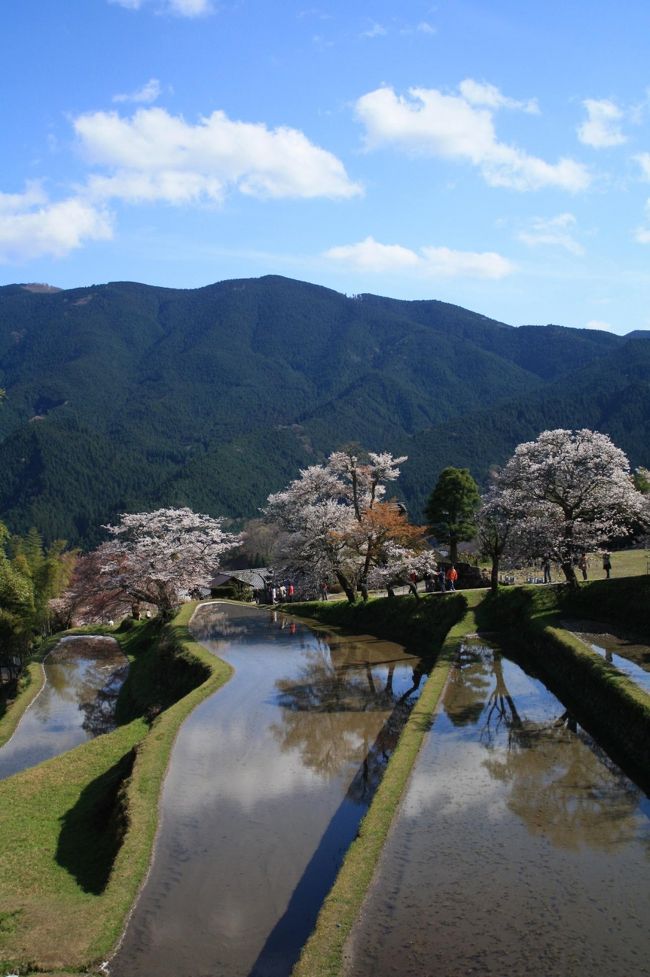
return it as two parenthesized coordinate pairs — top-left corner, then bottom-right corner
(166, 715), (325, 816)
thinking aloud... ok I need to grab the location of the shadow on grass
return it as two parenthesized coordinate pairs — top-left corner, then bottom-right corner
(56, 748), (136, 894)
(115, 619), (209, 726)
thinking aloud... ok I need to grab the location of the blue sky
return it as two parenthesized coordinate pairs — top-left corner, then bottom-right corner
(2, 0), (650, 334)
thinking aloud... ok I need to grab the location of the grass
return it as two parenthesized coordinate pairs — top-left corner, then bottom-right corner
(291, 590), (484, 977)
(0, 603), (233, 976)
(482, 546), (650, 585)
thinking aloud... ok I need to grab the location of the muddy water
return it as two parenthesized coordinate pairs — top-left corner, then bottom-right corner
(343, 639), (650, 977)
(0, 635), (128, 780)
(110, 603), (424, 977)
(562, 620), (650, 693)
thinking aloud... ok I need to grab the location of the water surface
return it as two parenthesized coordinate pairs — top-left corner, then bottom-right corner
(0, 635), (128, 780)
(562, 619), (650, 693)
(343, 639), (650, 977)
(110, 603), (425, 977)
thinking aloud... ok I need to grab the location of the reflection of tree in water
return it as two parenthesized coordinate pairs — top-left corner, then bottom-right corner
(80, 664), (129, 735)
(33, 641), (122, 712)
(443, 643), (492, 727)
(191, 609), (248, 642)
(271, 635), (424, 793)
(476, 650), (645, 853)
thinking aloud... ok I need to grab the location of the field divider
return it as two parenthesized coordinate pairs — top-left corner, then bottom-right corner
(291, 594), (485, 977)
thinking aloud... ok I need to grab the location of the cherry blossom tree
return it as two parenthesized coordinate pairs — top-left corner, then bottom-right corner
(493, 429), (648, 586)
(476, 483), (524, 592)
(367, 544), (439, 598)
(264, 450), (430, 601)
(97, 507), (241, 617)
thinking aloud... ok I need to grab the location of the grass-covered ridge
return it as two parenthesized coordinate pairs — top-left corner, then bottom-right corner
(283, 590), (467, 655)
(290, 591), (483, 977)
(0, 603), (232, 976)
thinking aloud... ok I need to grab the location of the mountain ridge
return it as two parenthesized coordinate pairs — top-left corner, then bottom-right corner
(0, 275), (647, 546)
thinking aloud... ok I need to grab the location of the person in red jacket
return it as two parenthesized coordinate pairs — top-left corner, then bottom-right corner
(446, 565), (458, 591)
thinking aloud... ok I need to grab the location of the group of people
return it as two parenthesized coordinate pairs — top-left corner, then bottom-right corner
(264, 582), (295, 604)
(542, 551), (612, 583)
(422, 565), (459, 593)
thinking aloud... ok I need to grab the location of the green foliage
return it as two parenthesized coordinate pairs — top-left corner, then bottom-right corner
(0, 523), (74, 693)
(0, 277), (648, 545)
(424, 466), (480, 561)
(634, 467), (650, 494)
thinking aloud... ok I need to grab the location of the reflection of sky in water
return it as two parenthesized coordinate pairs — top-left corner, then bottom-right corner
(111, 602), (423, 977)
(0, 636), (127, 780)
(561, 621), (650, 693)
(343, 639), (650, 977)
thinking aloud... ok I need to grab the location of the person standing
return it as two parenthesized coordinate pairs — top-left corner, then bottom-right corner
(446, 565), (458, 591)
(602, 552), (612, 579)
(578, 553), (588, 581)
(542, 556), (552, 584)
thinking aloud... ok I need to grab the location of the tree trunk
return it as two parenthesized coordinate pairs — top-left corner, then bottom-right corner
(490, 555), (500, 592)
(561, 561), (579, 587)
(449, 538), (458, 564)
(336, 570), (356, 603)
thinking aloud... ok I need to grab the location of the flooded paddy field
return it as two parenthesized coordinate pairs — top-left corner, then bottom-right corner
(110, 602), (426, 977)
(0, 635), (128, 781)
(561, 619), (650, 693)
(343, 638), (650, 977)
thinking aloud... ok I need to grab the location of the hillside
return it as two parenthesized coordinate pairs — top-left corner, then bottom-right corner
(0, 276), (648, 546)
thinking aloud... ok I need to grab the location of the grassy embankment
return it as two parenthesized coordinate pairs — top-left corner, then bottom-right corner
(0, 603), (232, 976)
(287, 590), (481, 977)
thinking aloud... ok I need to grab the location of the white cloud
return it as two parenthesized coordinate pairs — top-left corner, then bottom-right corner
(458, 79), (538, 115)
(324, 236), (514, 279)
(0, 183), (113, 262)
(113, 78), (162, 104)
(577, 99), (626, 148)
(634, 199), (650, 243)
(585, 319), (614, 332)
(361, 22), (387, 38)
(635, 152), (650, 180)
(74, 107), (362, 203)
(416, 21), (436, 34)
(355, 84), (590, 192)
(109, 0), (214, 16)
(517, 213), (584, 255)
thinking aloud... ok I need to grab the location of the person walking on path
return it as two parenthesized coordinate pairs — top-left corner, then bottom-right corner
(446, 565), (458, 591)
(602, 552), (612, 579)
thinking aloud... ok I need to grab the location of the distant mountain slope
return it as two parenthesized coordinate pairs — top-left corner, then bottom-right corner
(398, 338), (650, 516)
(0, 276), (646, 546)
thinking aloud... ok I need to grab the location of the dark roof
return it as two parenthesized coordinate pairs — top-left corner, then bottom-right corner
(209, 568), (269, 589)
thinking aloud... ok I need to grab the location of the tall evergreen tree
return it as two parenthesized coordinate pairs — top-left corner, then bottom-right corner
(424, 467), (480, 563)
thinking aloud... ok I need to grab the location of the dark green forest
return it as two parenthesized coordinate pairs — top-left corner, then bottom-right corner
(0, 276), (648, 546)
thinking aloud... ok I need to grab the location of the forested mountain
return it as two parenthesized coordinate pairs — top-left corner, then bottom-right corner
(0, 276), (648, 546)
